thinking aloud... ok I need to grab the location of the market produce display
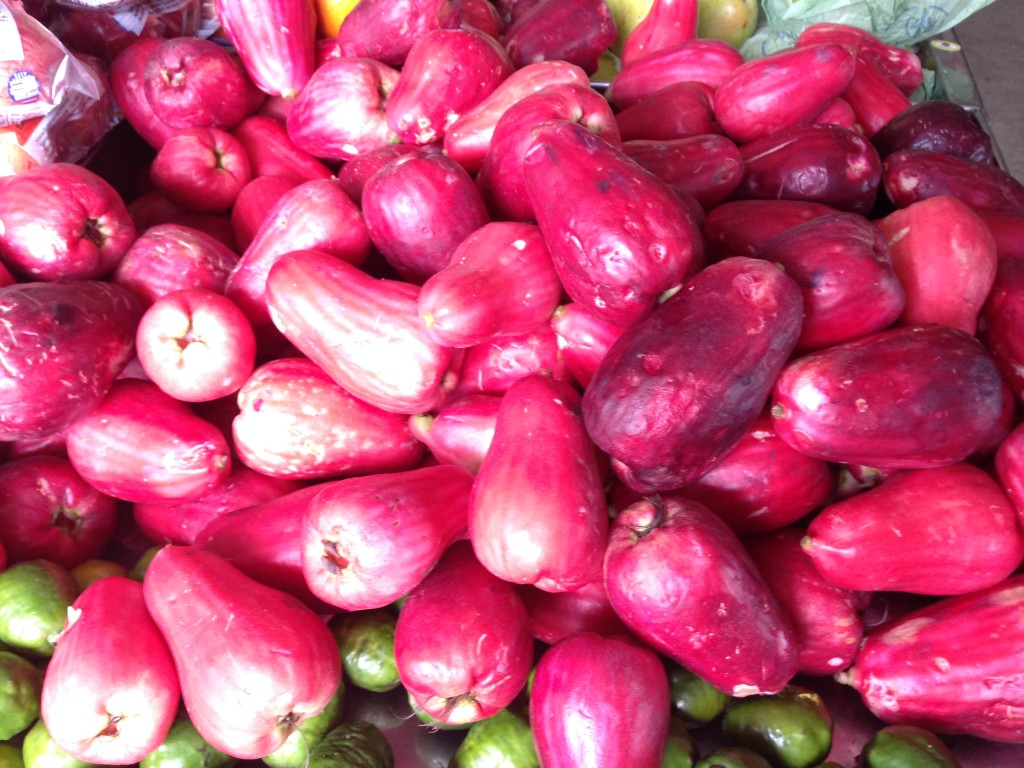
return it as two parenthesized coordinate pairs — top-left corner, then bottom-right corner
(2, 0), (1024, 766)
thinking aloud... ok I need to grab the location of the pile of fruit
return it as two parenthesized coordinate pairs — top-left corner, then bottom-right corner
(2, 0), (1024, 766)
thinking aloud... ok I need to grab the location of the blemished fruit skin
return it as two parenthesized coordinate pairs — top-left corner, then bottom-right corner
(142, 546), (342, 760)
(0, 280), (141, 442)
(529, 632), (671, 768)
(845, 574), (1024, 742)
(582, 256), (803, 494)
(521, 118), (702, 329)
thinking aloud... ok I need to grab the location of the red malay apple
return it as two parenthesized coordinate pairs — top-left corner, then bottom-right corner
(385, 27), (513, 146)
(443, 59), (591, 174)
(135, 287), (257, 402)
(214, 0), (317, 99)
(65, 378), (232, 503)
(0, 455), (118, 571)
(604, 495), (799, 696)
(143, 545), (342, 758)
(232, 357), (425, 479)
(330, 0), (463, 68)
(225, 178), (371, 332)
(0, 280), (142, 442)
(394, 540), (533, 726)
(447, 324), (572, 400)
(143, 36), (263, 130)
(231, 114), (333, 181)
(407, 393), (500, 474)
(530, 633), (671, 768)
(108, 38), (178, 149)
(285, 57), (401, 163)
(112, 223), (241, 307)
(302, 464), (474, 611)
(0, 162), (136, 281)
(418, 221), (562, 347)
(266, 249), (459, 413)
(148, 127), (253, 214)
(469, 374), (608, 592)
(231, 175), (302, 251)
(41, 577), (180, 765)
(362, 152), (491, 283)
(501, 0), (617, 74)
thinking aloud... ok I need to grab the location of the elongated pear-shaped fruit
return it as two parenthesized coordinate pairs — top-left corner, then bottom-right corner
(142, 546), (342, 759)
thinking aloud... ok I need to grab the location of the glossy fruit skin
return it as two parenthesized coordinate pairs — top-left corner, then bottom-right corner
(744, 528), (866, 677)
(980, 258), (1024, 403)
(0, 162), (137, 281)
(770, 324), (1006, 469)
(407, 393), (499, 475)
(882, 148), (1024, 213)
(418, 222), (561, 348)
(712, 43), (857, 144)
(477, 83), (620, 223)
(875, 195), (997, 335)
(518, 577), (630, 645)
(214, 0), (317, 98)
(857, 725), (960, 768)
(871, 99), (995, 163)
(225, 178), (371, 332)
(231, 114), (333, 182)
(362, 152), (490, 283)
(301, 464), (474, 611)
(284, 57), (401, 163)
(0, 455), (118, 571)
(840, 52), (912, 137)
(620, 0), (699, 65)
(845, 574), (1024, 742)
(65, 378), (232, 504)
(446, 323), (572, 400)
(522, 119), (701, 328)
(469, 374), (608, 592)
(394, 541), (533, 726)
(232, 357), (425, 479)
(733, 123), (882, 215)
(606, 39), (745, 110)
(266, 249), (458, 413)
(501, 0), (617, 74)
(604, 496), (799, 696)
(385, 27), (513, 146)
(622, 134), (744, 211)
(143, 546), (342, 759)
(614, 80), (720, 143)
(672, 411), (835, 536)
(795, 22), (923, 96)
(0, 280), (139, 443)
(702, 199), (836, 261)
(530, 632), (670, 768)
(582, 257), (803, 494)
(109, 38), (179, 149)
(754, 211), (905, 351)
(132, 465), (302, 546)
(720, 686), (833, 768)
(330, 0), (463, 68)
(40, 577), (180, 765)
(804, 463), (1024, 596)
(193, 483), (333, 612)
(0, 560), (79, 658)
(549, 302), (628, 389)
(443, 60), (591, 174)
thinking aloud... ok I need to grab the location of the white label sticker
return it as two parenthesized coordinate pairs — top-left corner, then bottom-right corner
(7, 70), (39, 103)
